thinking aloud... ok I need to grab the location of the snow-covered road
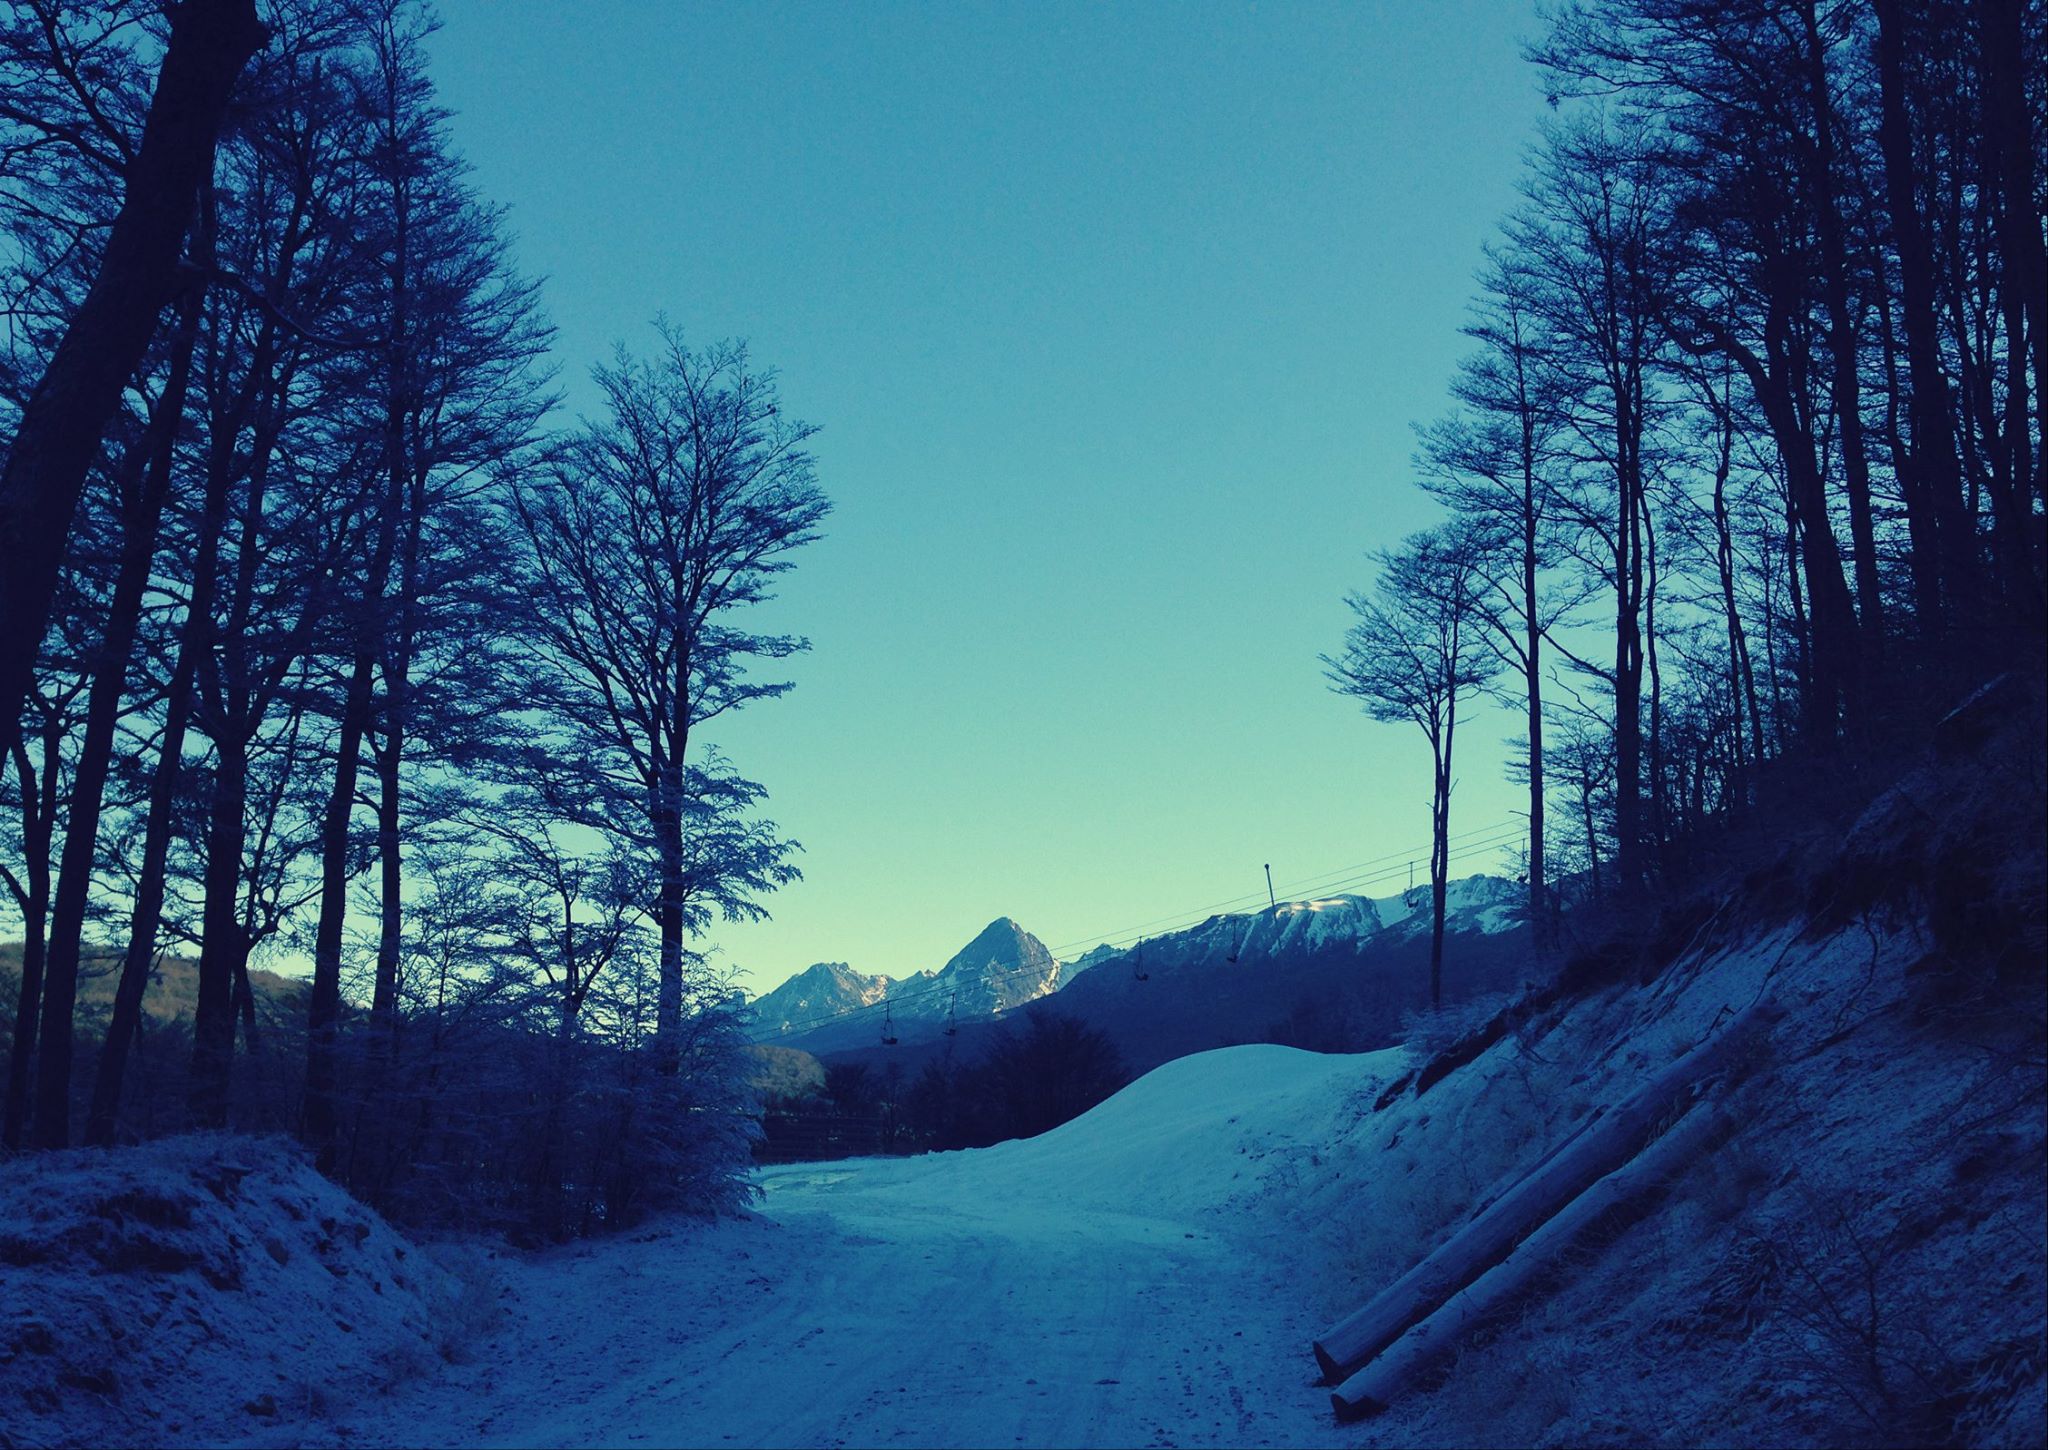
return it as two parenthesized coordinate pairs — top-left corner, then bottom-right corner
(306, 1047), (1397, 1449)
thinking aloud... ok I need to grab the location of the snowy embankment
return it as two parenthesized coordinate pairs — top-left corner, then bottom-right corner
(0, 1134), (484, 1449)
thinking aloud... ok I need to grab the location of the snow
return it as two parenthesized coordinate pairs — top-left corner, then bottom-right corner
(0, 1134), (470, 1449)
(811, 1043), (1406, 1227)
(1365, 873), (1523, 934)
(238, 1045), (1407, 1449)
(17, 893), (2038, 1449)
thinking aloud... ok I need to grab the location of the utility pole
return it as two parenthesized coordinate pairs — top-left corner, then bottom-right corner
(1264, 863), (1276, 910)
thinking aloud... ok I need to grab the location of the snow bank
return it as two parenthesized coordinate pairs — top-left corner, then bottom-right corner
(0, 1134), (464, 1449)
(953, 1044), (1404, 1219)
(770, 1043), (1406, 1239)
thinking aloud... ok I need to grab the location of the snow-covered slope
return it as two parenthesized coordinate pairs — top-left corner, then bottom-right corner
(0, 1134), (478, 1449)
(867, 1043), (1407, 1223)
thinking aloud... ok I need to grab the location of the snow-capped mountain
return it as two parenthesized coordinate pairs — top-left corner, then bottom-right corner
(924, 917), (1060, 1020)
(744, 961), (897, 1040)
(1059, 873), (1527, 980)
(1054, 943), (1121, 986)
(746, 918), (1061, 1051)
(748, 875), (1527, 1060)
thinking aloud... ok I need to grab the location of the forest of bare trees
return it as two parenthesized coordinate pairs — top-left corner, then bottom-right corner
(0, 0), (2040, 1238)
(1333, 0), (2043, 989)
(0, 0), (823, 1235)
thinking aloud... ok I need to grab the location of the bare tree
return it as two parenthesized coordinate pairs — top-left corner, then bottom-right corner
(303, 0), (551, 1155)
(1326, 525), (1501, 1008)
(1419, 247), (1581, 943)
(512, 330), (826, 1070)
(0, 0), (265, 765)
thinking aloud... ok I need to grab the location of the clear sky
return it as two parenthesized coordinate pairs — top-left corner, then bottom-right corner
(426, 0), (1553, 994)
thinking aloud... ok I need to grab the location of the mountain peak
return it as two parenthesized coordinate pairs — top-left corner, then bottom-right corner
(939, 917), (1043, 974)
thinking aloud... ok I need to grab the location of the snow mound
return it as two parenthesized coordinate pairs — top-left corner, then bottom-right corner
(822, 1044), (1405, 1230)
(0, 1134), (462, 1448)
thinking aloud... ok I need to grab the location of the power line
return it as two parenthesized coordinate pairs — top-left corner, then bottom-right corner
(749, 827), (1530, 1040)
(1032, 818), (1526, 960)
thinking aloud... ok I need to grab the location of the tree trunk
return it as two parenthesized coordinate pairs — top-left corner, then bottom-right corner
(1313, 1003), (1773, 1385)
(656, 768), (685, 1070)
(1701, 308), (1856, 744)
(1333, 1103), (1731, 1419)
(1976, 0), (2045, 624)
(371, 466), (425, 1056)
(2, 728), (58, 1148)
(1521, 429), (1546, 942)
(1873, 0), (1965, 637)
(1799, 0), (1884, 665)
(0, 0), (264, 762)
(1428, 704), (1454, 1011)
(306, 444), (406, 1150)
(370, 733), (403, 1051)
(1643, 494), (1666, 863)
(1979, 0), (2047, 525)
(85, 325), (230, 1146)
(190, 731), (248, 1128)
(32, 287), (202, 1149)
(305, 649), (378, 1155)
(1613, 512), (1643, 885)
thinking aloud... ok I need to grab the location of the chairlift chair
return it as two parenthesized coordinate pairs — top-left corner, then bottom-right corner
(943, 992), (957, 1038)
(1132, 942), (1149, 982)
(880, 1001), (899, 1047)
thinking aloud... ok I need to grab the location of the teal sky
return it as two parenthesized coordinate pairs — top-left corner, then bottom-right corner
(428, 0), (1552, 993)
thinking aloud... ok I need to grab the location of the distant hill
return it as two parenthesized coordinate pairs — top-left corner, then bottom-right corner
(0, 942), (305, 1027)
(741, 1043), (826, 1104)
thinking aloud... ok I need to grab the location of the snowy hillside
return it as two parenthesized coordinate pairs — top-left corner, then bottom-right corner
(0, 1135), (483, 1449)
(861, 1042), (1408, 1223)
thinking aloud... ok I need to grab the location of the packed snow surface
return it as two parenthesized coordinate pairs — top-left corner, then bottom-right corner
(263, 1045), (1405, 1449)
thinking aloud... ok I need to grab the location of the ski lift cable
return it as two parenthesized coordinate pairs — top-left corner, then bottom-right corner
(752, 827), (1530, 1038)
(1031, 818), (1527, 958)
(1034, 821), (1527, 960)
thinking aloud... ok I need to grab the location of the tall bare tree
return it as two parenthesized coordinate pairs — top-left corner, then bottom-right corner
(0, 0), (265, 764)
(512, 331), (825, 1070)
(1326, 525), (1500, 1007)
